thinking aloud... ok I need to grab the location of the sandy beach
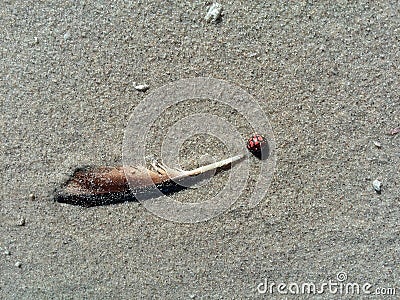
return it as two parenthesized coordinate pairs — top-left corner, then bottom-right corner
(2, 1), (399, 298)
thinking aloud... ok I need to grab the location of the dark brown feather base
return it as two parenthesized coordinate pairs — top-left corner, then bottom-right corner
(54, 168), (189, 207)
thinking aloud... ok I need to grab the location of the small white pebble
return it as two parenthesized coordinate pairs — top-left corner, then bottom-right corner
(134, 84), (149, 92)
(30, 37), (39, 46)
(247, 52), (260, 58)
(17, 217), (26, 226)
(373, 141), (382, 148)
(4, 250), (11, 255)
(15, 261), (22, 268)
(63, 32), (71, 40)
(373, 179), (382, 193)
(205, 3), (223, 23)
(29, 193), (35, 201)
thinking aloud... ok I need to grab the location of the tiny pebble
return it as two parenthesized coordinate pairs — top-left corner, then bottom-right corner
(389, 127), (400, 135)
(17, 217), (26, 226)
(30, 37), (39, 46)
(63, 32), (71, 40)
(4, 250), (11, 255)
(247, 52), (260, 58)
(15, 261), (22, 268)
(205, 3), (223, 23)
(373, 141), (382, 148)
(29, 193), (35, 201)
(373, 179), (382, 193)
(134, 84), (149, 92)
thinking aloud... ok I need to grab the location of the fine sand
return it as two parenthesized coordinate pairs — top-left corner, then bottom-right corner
(2, 1), (399, 299)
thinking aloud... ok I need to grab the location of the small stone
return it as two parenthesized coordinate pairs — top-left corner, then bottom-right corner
(204, 3), (223, 23)
(373, 141), (382, 148)
(15, 261), (22, 268)
(4, 250), (11, 255)
(17, 217), (26, 226)
(134, 84), (149, 92)
(247, 52), (260, 58)
(373, 179), (382, 193)
(389, 127), (400, 135)
(29, 193), (35, 201)
(30, 37), (39, 46)
(63, 32), (71, 40)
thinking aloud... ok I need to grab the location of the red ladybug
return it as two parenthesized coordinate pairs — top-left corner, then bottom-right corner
(247, 134), (266, 154)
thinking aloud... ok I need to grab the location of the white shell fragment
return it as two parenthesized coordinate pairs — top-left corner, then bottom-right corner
(205, 3), (223, 23)
(373, 141), (382, 148)
(17, 217), (25, 226)
(372, 179), (382, 193)
(134, 84), (149, 92)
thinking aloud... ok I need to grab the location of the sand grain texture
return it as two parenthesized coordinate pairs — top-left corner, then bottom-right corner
(1, 1), (399, 299)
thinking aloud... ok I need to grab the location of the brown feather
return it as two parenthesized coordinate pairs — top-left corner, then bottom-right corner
(55, 154), (246, 206)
